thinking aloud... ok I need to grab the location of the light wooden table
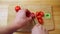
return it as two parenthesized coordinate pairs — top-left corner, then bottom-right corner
(0, 0), (60, 34)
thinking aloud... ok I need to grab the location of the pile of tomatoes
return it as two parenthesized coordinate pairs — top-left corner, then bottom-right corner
(36, 11), (44, 24)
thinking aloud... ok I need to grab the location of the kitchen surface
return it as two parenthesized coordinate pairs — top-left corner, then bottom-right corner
(0, 0), (60, 34)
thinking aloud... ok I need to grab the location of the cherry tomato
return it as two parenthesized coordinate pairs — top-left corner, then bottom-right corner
(26, 10), (31, 17)
(36, 12), (40, 16)
(39, 11), (44, 17)
(38, 18), (43, 24)
(15, 6), (21, 12)
(36, 11), (44, 17)
(36, 15), (42, 19)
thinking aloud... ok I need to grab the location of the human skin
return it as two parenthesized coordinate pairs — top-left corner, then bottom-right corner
(0, 9), (48, 34)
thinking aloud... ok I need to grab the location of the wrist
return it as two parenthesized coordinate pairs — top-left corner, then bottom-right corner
(6, 21), (22, 34)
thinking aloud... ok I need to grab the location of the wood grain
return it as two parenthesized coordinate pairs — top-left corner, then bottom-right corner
(0, 0), (60, 34)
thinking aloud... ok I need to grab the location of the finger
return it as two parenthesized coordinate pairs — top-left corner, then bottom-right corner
(16, 10), (26, 18)
(32, 24), (43, 34)
(41, 26), (49, 34)
(32, 24), (42, 30)
(19, 9), (31, 17)
(34, 23), (42, 28)
(44, 29), (49, 34)
(17, 9), (26, 14)
(16, 9), (29, 17)
(31, 13), (35, 19)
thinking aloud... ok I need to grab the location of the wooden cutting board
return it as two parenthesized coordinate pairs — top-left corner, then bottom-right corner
(8, 2), (54, 32)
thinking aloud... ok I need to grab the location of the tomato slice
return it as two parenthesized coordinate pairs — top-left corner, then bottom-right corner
(15, 6), (21, 12)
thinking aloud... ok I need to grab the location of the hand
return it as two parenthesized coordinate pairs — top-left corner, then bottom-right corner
(32, 24), (49, 34)
(0, 9), (33, 34)
(13, 9), (32, 27)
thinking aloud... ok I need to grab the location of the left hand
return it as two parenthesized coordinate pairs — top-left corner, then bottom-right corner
(32, 24), (48, 34)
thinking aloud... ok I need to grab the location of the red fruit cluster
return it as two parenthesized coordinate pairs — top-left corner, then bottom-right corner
(36, 11), (44, 24)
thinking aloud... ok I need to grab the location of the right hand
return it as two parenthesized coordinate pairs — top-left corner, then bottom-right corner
(13, 9), (33, 27)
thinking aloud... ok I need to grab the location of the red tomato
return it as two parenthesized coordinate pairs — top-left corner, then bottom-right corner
(38, 18), (43, 24)
(36, 11), (44, 17)
(15, 6), (21, 12)
(36, 12), (40, 16)
(26, 10), (31, 17)
(36, 12), (38, 16)
(36, 15), (42, 19)
(39, 11), (44, 17)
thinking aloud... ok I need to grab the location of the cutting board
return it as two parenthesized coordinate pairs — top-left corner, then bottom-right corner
(0, 0), (54, 32)
(8, 2), (54, 32)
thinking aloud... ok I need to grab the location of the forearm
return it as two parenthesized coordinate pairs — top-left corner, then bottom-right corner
(0, 20), (22, 34)
(0, 26), (13, 34)
(6, 20), (23, 34)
